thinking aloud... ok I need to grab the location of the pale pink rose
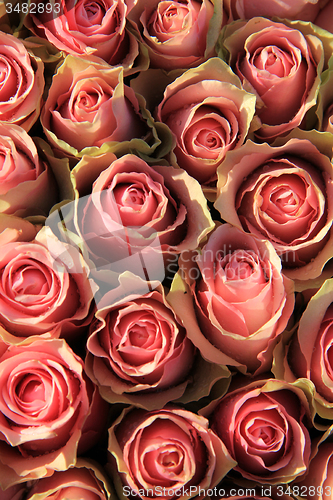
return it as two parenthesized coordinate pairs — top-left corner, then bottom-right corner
(108, 407), (236, 499)
(169, 224), (294, 374)
(0, 228), (95, 342)
(0, 123), (57, 217)
(0, 338), (90, 488)
(127, 0), (221, 70)
(69, 153), (213, 282)
(86, 287), (195, 407)
(0, 31), (44, 131)
(211, 379), (312, 484)
(224, 0), (324, 22)
(296, 441), (333, 500)
(25, 0), (140, 71)
(41, 56), (147, 156)
(220, 17), (323, 140)
(156, 58), (256, 186)
(215, 135), (333, 281)
(25, 460), (112, 500)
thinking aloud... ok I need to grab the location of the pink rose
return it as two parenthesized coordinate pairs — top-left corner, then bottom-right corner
(0, 228), (95, 342)
(296, 441), (333, 500)
(224, 0), (324, 22)
(156, 58), (256, 186)
(108, 406), (236, 499)
(65, 153), (213, 288)
(168, 223), (294, 374)
(25, 460), (112, 499)
(277, 278), (333, 420)
(0, 123), (57, 217)
(211, 379), (312, 484)
(0, 31), (44, 131)
(219, 17), (323, 140)
(86, 286), (195, 408)
(127, 0), (221, 70)
(0, 338), (90, 488)
(41, 56), (149, 157)
(215, 135), (333, 282)
(24, 0), (141, 71)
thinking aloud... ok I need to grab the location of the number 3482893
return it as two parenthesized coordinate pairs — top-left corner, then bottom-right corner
(5, 2), (61, 14)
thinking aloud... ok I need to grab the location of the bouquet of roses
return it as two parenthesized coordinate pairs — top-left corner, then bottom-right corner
(1, 0), (333, 499)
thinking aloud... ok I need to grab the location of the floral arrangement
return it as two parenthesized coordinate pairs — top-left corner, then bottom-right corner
(2, 0), (333, 499)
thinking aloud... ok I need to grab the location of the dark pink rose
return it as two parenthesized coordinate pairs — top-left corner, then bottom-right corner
(168, 223), (294, 374)
(220, 17), (323, 140)
(156, 58), (256, 186)
(108, 406), (236, 499)
(0, 338), (90, 488)
(25, 0), (141, 71)
(41, 56), (147, 156)
(215, 135), (333, 282)
(0, 228), (95, 342)
(0, 123), (57, 217)
(0, 31), (44, 131)
(211, 379), (312, 484)
(127, 0), (221, 70)
(25, 460), (112, 499)
(86, 287), (195, 407)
